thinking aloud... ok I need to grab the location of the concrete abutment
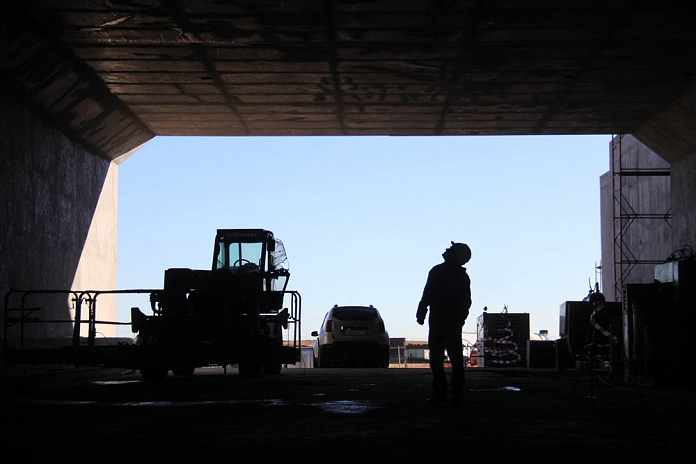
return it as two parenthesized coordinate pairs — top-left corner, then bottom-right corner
(1, 93), (119, 349)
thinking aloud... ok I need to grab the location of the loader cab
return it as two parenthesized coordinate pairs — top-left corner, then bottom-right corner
(212, 229), (290, 296)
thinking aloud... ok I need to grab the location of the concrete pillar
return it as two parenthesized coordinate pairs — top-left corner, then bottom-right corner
(631, 82), (696, 260)
(600, 135), (672, 302)
(1, 93), (118, 348)
(70, 162), (119, 338)
(670, 153), (696, 251)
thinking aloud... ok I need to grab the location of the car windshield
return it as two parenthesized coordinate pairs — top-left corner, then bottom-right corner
(333, 307), (378, 321)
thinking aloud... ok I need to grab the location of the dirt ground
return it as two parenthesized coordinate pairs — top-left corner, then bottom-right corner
(1, 366), (695, 462)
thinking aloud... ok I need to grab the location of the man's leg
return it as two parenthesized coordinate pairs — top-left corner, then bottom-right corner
(428, 326), (447, 401)
(447, 327), (465, 401)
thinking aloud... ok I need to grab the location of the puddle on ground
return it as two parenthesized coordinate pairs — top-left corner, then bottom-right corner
(313, 400), (383, 415)
(23, 400), (99, 405)
(117, 399), (287, 407)
(96, 398), (382, 414)
(469, 386), (522, 393)
(114, 398), (382, 414)
(93, 380), (142, 386)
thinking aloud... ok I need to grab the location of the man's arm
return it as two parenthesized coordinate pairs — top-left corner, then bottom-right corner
(459, 273), (472, 325)
(416, 268), (434, 325)
(416, 301), (428, 325)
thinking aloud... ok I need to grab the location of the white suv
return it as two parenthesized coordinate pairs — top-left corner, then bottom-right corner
(311, 305), (390, 368)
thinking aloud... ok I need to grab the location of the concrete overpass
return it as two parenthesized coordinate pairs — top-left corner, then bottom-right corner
(1, 1), (696, 344)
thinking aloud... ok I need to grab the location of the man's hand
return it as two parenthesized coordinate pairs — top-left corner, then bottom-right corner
(416, 301), (428, 326)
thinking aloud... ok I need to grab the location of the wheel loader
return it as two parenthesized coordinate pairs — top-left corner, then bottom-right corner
(3, 229), (300, 380)
(130, 229), (300, 380)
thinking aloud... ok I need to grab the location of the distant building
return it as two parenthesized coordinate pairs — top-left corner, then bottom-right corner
(405, 342), (429, 363)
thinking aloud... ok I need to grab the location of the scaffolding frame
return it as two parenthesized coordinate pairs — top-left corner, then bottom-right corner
(611, 135), (671, 300)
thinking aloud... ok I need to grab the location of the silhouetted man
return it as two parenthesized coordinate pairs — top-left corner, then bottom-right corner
(417, 242), (471, 405)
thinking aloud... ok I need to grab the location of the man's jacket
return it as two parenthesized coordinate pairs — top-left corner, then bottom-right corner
(417, 262), (471, 328)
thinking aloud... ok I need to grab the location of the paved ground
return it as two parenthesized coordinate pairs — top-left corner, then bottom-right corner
(1, 365), (694, 462)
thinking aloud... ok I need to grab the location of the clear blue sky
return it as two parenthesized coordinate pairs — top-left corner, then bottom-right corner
(116, 135), (612, 345)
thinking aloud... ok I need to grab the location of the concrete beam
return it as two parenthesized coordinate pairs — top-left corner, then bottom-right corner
(633, 84), (696, 163)
(0, 8), (154, 161)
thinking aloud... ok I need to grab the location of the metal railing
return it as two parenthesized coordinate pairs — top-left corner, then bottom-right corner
(3, 289), (159, 355)
(285, 291), (302, 350)
(4, 288), (302, 356)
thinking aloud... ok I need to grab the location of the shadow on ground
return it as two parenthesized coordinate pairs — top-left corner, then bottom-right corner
(1, 367), (694, 461)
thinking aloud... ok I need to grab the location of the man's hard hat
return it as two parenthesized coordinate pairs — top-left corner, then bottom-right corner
(449, 242), (471, 265)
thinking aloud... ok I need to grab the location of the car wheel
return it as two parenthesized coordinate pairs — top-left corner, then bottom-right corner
(381, 353), (390, 368)
(172, 367), (195, 376)
(317, 347), (330, 368)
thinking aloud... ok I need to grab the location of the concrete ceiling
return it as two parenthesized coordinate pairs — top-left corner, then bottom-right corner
(2, 1), (696, 161)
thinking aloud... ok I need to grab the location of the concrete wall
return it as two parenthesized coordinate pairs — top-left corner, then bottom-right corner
(600, 171), (615, 300)
(1, 93), (118, 347)
(671, 153), (696, 251)
(600, 135), (673, 302)
(71, 163), (119, 339)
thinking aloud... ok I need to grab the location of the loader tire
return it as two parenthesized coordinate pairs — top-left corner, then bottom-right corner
(264, 362), (282, 375)
(141, 367), (168, 382)
(238, 363), (264, 379)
